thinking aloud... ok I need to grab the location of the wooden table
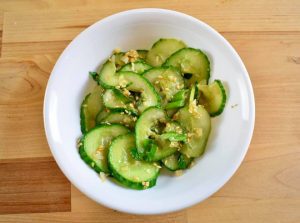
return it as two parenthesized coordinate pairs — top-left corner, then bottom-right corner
(0, 1), (299, 222)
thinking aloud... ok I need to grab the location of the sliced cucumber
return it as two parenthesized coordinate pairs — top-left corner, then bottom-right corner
(103, 88), (137, 115)
(117, 71), (161, 113)
(98, 60), (118, 88)
(164, 48), (210, 85)
(108, 133), (160, 189)
(137, 49), (148, 59)
(143, 67), (185, 105)
(119, 61), (152, 74)
(79, 124), (130, 173)
(162, 152), (192, 171)
(80, 85), (104, 133)
(100, 111), (136, 129)
(135, 107), (185, 161)
(175, 105), (211, 157)
(146, 39), (186, 67)
(197, 80), (227, 117)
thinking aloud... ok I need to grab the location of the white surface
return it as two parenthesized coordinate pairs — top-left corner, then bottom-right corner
(44, 8), (255, 215)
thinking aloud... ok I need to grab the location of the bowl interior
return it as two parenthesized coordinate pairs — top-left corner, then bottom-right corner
(44, 9), (255, 214)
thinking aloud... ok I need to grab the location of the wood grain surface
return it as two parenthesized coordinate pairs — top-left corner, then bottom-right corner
(0, 0), (299, 222)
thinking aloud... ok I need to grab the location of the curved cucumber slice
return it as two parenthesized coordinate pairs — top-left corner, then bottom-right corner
(100, 111), (137, 129)
(119, 61), (152, 74)
(143, 67), (185, 104)
(198, 80), (227, 117)
(98, 60), (118, 88)
(117, 71), (161, 113)
(175, 105), (211, 157)
(80, 86), (104, 133)
(137, 49), (148, 59)
(79, 124), (130, 173)
(108, 134), (160, 189)
(103, 88), (138, 115)
(164, 48), (210, 85)
(146, 39), (186, 67)
(162, 152), (192, 171)
(135, 107), (184, 161)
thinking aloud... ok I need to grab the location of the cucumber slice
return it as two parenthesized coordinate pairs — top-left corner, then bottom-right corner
(164, 48), (210, 85)
(119, 61), (152, 74)
(162, 152), (192, 171)
(143, 67), (185, 105)
(79, 124), (130, 173)
(175, 105), (211, 157)
(146, 39), (186, 67)
(100, 111), (137, 129)
(137, 49), (148, 59)
(103, 89), (138, 115)
(80, 86), (104, 133)
(108, 133), (160, 189)
(117, 71), (161, 113)
(197, 80), (227, 117)
(135, 107), (185, 161)
(98, 60), (118, 88)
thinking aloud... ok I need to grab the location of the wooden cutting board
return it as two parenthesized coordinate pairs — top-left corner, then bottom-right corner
(0, 1), (299, 222)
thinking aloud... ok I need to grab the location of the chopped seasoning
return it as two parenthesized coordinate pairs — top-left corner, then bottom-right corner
(122, 88), (131, 97)
(153, 163), (162, 169)
(189, 161), (195, 168)
(194, 128), (203, 137)
(97, 145), (105, 152)
(170, 141), (180, 148)
(188, 100), (201, 118)
(99, 172), (107, 182)
(142, 181), (150, 187)
(121, 55), (129, 64)
(175, 170), (183, 176)
(113, 48), (121, 54)
(124, 49), (139, 63)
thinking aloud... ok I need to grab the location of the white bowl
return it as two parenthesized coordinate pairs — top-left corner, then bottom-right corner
(44, 8), (255, 215)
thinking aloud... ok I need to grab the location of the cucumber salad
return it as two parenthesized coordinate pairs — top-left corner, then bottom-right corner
(78, 38), (227, 190)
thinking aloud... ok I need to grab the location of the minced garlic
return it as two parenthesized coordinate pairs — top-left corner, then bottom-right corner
(99, 172), (107, 182)
(175, 170), (183, 176)
(123, 49), (139, 63)
(113, 48), (121, 54)
(142, 181), (150, 187)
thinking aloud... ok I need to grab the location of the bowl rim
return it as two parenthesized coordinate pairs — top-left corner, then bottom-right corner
(43, 8), (255, 215)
